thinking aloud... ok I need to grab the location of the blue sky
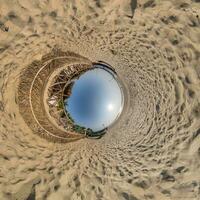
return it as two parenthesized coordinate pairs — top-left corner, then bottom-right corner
(65, 68), (123, 132)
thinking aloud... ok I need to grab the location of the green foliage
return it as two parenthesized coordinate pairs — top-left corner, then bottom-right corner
(72, 124), (87, 134)
(66, 111), (75, 123)
(86, 128), (107, 138)
(71, 123), (106, 138)
(60, 111), (65, 118)
(57, 99), (63, 110)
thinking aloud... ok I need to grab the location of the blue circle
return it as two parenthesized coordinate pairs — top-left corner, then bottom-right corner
(64, 65), (124, 132)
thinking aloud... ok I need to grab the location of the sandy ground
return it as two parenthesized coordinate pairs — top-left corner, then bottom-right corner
(0, 0), (200, 199)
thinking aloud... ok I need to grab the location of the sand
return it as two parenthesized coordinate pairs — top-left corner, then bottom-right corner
(0, 0), (200, 199)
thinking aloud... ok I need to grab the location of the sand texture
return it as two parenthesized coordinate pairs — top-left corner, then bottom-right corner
(0, 0), (200, 199)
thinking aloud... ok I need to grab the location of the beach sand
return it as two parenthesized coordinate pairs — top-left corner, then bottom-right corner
(0, 0), (200, 199)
